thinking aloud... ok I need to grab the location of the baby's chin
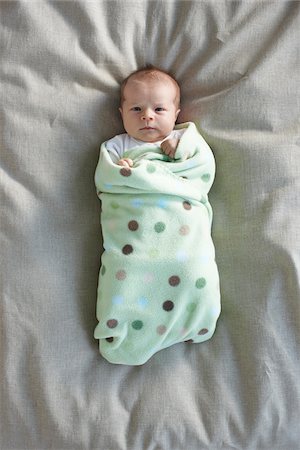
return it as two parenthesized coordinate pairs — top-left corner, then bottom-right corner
(130, 129), (171, 143)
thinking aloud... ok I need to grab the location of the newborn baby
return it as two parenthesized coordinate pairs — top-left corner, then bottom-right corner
(94, 66), (221, 365)
(106, 66), (186, 166)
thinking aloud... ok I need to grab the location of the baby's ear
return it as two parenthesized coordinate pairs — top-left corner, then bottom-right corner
(175, 109), (181, 120)
(119, 107), (123, 117)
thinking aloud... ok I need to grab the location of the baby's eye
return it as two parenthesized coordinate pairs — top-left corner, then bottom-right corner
(155, 107), (165, 112)
(131, 107), (141, 111)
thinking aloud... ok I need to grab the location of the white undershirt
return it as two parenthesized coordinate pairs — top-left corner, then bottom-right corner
(106, 129), (185, 163)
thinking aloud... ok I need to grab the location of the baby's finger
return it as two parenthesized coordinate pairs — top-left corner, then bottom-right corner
(163, 146), (171, 156)
(118, 159), (129, 167)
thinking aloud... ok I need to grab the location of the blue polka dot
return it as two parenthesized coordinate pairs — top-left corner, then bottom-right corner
(112, 295), (124, 305)
(176, 250), (188, 262)
(157, 198), (168, 209)
(199, 254), (210, 264)
(131, 198), (144, 208)
(138, 297), (149, 308)
(211, 306), (220, 317)
(104, 183), (113, 189)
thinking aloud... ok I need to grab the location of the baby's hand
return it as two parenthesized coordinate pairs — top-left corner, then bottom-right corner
(118, 158), (133, 168)
(160, 138), (180, 159)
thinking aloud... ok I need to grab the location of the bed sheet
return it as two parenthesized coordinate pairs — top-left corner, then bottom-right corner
(1, 1), (299, 449)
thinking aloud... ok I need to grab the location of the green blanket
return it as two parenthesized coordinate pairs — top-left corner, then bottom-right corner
(94, 122), (221, 365)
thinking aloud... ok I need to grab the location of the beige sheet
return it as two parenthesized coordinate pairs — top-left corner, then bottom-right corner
(1, 1), (299, 448)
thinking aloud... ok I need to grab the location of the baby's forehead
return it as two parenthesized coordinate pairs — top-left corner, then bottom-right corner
(127, 75), (174, 89)
(124, 76), (178, 99)
(121, 70), (181, 107)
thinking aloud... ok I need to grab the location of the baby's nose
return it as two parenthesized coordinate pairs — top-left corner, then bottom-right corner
(142, 109), (154, 120)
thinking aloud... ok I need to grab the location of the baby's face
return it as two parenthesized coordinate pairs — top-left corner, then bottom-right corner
(119, 78), (180, 143)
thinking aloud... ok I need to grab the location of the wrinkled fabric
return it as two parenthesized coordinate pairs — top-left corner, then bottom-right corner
(1, 1), (299, 449)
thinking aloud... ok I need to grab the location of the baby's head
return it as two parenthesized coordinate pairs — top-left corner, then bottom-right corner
(119, 66), (181, 143)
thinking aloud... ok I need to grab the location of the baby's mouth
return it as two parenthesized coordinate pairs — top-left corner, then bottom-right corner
(140, 127), (156, 130)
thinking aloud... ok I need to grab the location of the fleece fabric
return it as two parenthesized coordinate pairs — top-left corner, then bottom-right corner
(94, 122), (221, 365)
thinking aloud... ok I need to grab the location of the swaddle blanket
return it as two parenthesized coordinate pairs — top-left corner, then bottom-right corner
(94, 122), (221, 365)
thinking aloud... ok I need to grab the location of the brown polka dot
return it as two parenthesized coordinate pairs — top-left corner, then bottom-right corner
(198, 328), (209, 335)
(116, 270), (126, 280)
(163, 300), (174, 311)
(128, 220), (139, 231)
(183, 201), (192, 210)
(168, 275), (180, 286)
(157, 325), (167, 335)
(179, 225), (190, 235)
(106, 319), (118, 329)
(120, 167), (132, 177)
(106, 337), (114, 342)
(122, 244), (133, 255)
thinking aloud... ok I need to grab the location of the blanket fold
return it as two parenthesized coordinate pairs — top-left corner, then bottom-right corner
(94, 122), (221, 365)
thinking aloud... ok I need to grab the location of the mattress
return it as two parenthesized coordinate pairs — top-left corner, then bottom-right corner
(1, 1), (299, 449)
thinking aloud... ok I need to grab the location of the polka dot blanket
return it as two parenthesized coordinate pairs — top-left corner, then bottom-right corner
(94, 122), (221, 365)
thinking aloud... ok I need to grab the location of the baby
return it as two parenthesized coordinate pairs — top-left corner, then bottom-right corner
(94, 66), (221, 365)
(106, 66), (186, 166)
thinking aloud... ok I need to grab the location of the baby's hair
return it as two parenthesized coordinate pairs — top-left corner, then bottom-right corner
(120, 64), (180, 108)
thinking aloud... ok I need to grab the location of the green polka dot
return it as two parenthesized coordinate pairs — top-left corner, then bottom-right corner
(132, 320), (143, 330)
(201, 173), (211, 182)
(186, 302), (197, 312)
(154, 222), (166, 233)
(147, 164), (156, 173)
(110, 201), (120, 209)
(148, 248), (159, 258)
(101, 265), (106, 275)
(196, 278), (206, 289)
